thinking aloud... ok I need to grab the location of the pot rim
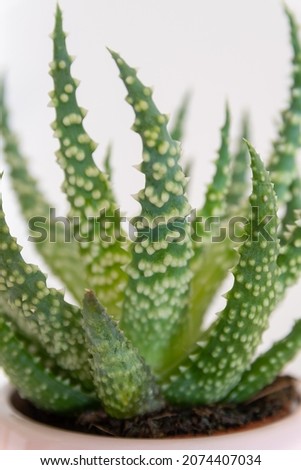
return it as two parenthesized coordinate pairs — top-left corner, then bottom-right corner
(1, 383), (301, 450)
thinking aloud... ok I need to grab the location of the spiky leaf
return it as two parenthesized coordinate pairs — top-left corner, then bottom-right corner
(161, 240), (238, 374)
(103, 143), (113, 180)
(0, 293), (39, 341)
(170, 91), (191, 142)
(186, 240), (238, 343)
(268, 5), (301, 203)
(0, 81), (84, 302)
(227, 319), (301, 402)
(51, 6), (129, 318)
(226, 114), (250, 208)
(277, 215), (301, 298)
(163, 143), (279, 404)
(275, 177), (301, 297)
(169, 92), (193, 189)
(178, 105), (236, 360)
(0, 314), (95, 412)
(0, 187), (91, 386)
(193, 103), (231, 237)
(280, 177), (301, 243)
(110, 50), (193, 371)
(82, 291), (164, 418)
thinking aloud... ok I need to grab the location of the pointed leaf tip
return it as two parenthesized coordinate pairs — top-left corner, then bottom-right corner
(83, 289), (105, 313)
(244, 140), (267, 177)
(54, 3), (66, 40)
(283, 1), (292, 16)
(242, 113), (250, 137)
(84, 288), (94, 298)
(225, 100), (230, 119)
(243, 139), (270, 182)
(242, 137), (251, 148)
(55, 3), (63, 24)
(107, 48), (119, 60)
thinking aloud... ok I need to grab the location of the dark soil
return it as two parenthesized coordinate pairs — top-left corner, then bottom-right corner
(11, 376), (300, 439)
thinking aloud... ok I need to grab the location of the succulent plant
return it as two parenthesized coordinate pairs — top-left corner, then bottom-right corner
(1, 5), (301, 420)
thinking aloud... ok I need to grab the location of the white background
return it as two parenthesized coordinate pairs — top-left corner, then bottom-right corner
(1, 0), (301, 388)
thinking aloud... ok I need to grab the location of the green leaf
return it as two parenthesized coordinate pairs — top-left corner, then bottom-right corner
(0, 293), (39, 341)
(176, 105), (236, 362)
(227, 319), (301, 403)
(186, 240), (238, 343)
(285, 3), (301, 64)
(274, 177), (301, 298)
(277, 214), (301, 299)
(226, 114), (250, 208)
(159, 239), (238, 375)
(279, 176), (301, 244)
(50, 6), (129, 318)
(82, 291), (164, 419)
(170, 91), (191, 142)
(268, 5), (301, 203)
(0, 314), (96, 412)
(0, 80), (84, 303)
(0, 187), (92, 386)
(272, 179), (301, 304)
(103, 143), (113, 180)
(110, 50), (193, 372)
(163, 142), (280, 405)
(194, 103), (231, 228)
(170, 93), (193, 191)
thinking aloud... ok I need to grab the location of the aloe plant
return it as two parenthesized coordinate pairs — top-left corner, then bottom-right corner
(0, 5), (301, 420)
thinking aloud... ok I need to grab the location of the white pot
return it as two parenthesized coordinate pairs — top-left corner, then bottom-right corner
(0, 385), (301, 450)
